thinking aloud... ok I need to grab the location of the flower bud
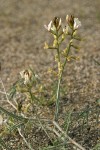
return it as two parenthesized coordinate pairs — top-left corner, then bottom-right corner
(63, 25), (69, 34)
(44, 42), (49, 49)
(53, 17), (61, 30)
(53, 39), (58, 47)
(20, 69), (32, 85)
(66, 15), (74, 28)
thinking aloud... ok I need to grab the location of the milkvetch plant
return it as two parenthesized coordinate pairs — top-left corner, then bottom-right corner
(9, 68), (42, 113)
(0, 14), (100, 150)
(8, 15), (82, 121)
(44, 15), (82, 121)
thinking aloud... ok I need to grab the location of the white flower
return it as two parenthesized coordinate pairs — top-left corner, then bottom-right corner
(20, 70), (32, 85)
(44, 21), (52, 31)
(74, 18), (81, 30)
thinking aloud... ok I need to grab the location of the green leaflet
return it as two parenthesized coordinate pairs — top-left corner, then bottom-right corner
(0, 106), (28, 122)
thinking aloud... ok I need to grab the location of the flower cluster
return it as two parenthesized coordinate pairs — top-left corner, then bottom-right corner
(20, 69), (32, 85)
(44, 15), (81, 34)
(44, 15), (82, 120)
(44, 15), (81, 75)
(44, 15), (81, 56)
(44, 17), (62, 32)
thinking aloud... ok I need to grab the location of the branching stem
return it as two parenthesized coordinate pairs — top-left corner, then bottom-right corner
(55, 31), (74, 121)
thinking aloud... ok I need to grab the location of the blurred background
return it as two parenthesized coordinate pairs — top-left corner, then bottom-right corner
(0, 0), (100, 106)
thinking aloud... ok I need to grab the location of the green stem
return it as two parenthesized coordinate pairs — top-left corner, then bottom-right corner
(28, 88), (39, 105)
(55, 31), (74, 121)
(55, 76), (61, 121)
(54, 31), (61, 121)
(56, 32), (60, 62)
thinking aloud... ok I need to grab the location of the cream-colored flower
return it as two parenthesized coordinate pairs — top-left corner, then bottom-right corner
(53, 17), (62, 30)
(63, 25), (69, 34)
(44, 17), (62, 32)
(44, 21), (52, 31)
(20, 70), (32, 85)
(74, 18), (81, 30)
(66, 15), (74, 27)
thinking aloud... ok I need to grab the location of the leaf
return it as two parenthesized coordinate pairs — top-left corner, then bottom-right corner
(0, 137), (10, 150)
(94, 59), (100, 65)
(8, 122), (24, 132)
(0, 106), (28, 122)
(9, 86), (16, 99)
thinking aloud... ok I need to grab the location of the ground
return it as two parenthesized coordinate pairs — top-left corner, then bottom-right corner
(0, 0), (100, 150)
